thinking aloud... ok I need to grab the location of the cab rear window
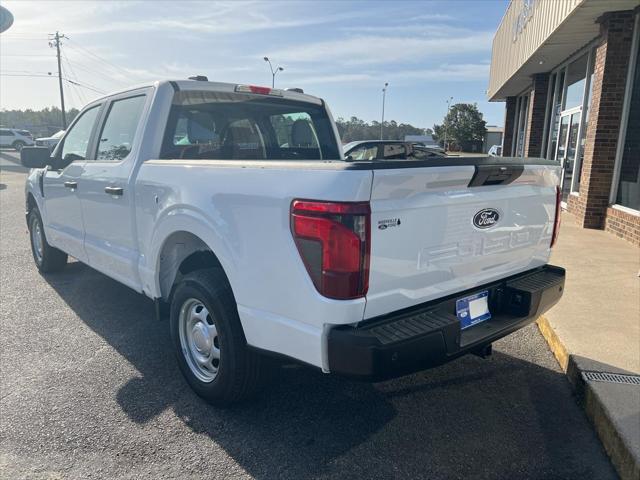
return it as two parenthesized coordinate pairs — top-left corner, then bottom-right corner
(160, 91), (340, 161)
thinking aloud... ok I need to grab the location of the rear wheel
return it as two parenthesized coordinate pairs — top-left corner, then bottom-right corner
(13, 140), (25, 151)
(28, 209), (67, 273)
(169, 268), (265, 406)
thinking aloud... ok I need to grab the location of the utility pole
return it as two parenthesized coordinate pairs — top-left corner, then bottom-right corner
(444, 96), (453, 152)
(380, 82), (389, 140)
(49, 31), (67, 128)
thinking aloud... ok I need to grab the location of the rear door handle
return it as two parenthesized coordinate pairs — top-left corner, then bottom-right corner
(64, 181), (77, 189)
(104, 186), (124, 196)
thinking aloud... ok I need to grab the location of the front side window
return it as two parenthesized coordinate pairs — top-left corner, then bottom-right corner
(160, 91), (340, 161)
(96, 95), (146, 161)
(59, 105), (100, 164)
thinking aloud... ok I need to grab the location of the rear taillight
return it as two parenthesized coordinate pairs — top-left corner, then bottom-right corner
(291, 199), (370, 300)
(551, 186), (562, 248)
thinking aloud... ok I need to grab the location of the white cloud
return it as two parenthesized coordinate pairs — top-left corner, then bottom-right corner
(287, 63), (490, 86)
(270, 33), (494, 65)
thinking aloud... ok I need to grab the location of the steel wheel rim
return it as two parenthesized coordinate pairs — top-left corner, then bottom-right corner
(31, 216), (44, 264)
(178, 298), (220, 383)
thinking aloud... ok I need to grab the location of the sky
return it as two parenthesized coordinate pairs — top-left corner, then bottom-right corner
(0, 0), (509, 130)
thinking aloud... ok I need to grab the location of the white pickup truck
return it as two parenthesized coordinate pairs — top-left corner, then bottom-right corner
(22, 78), (565, 405)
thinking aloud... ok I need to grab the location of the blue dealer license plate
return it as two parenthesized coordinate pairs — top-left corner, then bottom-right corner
(456, 290), (491, 330)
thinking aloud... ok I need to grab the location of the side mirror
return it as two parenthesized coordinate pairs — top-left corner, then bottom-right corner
(344, 154), (354, 161)
(21, 147), (52, 168)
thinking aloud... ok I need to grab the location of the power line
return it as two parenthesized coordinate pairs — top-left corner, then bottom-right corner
(0, 71), (105, 95)
(60, 52), (87, 104)
(65, 60), (128, 87)
(64, 78), (106, 95)
(0, 53), (55, 57)
(64, 43), (131, 86)
(61, 49), (127, 91)
(0, 73), (55, 77)
(64, 38), (131, 77)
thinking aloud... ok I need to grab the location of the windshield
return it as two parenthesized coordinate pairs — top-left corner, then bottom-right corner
(160, 91), (340, 161)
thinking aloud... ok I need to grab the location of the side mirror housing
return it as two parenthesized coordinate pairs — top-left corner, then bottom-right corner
(21, 147), (52, 169)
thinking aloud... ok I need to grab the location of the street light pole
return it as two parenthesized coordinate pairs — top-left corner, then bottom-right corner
(444, 96), (453, 152)
(263, 56), (284, 88)
(380, 82), (389, 140)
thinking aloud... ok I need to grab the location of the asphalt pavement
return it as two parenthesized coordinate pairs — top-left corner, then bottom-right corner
(0, 151), (618, 479)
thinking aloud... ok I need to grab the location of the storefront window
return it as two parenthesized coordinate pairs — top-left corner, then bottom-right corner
(615, 39), (640, 211)
(546, 71), (564, 159)
(515, 94), (529, 157)
(564, 54), (588, 110)
(574, 56), (595, 192)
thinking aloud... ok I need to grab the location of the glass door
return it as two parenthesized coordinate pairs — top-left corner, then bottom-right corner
(555, 112), (581, 202)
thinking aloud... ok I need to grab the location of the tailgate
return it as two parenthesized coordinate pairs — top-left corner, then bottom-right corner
(364, 160), (560, 319)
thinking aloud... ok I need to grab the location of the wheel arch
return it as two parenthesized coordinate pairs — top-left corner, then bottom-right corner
(155, 230), (234, 303)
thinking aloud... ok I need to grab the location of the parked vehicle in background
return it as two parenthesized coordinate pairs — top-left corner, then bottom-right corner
(488, 145), (503, 157)
(21, 78), (565, 406)
(35, 130), (65, 152)
(0, 127), (34, 151)
(343, 140), (446, 161)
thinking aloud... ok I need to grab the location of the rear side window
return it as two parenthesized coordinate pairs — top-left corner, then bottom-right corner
(95, 95), (146, 161)
(348, 144), (378, 160)
(160, 90), (340, 160)
(381, 143), (408, 160)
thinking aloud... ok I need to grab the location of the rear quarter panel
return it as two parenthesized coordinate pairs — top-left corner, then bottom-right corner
(135, 160), (373, 368)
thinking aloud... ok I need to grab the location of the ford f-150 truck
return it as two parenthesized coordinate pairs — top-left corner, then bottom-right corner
(21, 78), (565, 405)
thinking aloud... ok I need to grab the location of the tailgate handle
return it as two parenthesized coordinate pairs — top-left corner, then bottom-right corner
(468, 164), (524, 187)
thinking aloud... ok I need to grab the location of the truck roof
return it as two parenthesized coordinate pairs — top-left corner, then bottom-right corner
(91, 79), (323, 106)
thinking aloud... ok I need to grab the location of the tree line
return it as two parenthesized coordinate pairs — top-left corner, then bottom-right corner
(0, 107), (78, 137)
(336, 116), (431, 143)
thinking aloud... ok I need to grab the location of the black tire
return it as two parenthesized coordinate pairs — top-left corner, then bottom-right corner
(169, 268), (265, 406)
(28, 209), (67, 273)
(13, 140), (25, 152)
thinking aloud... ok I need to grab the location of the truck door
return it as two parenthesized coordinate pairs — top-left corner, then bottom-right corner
(42, 104), (102, 262)
(77, 91), (149, 290)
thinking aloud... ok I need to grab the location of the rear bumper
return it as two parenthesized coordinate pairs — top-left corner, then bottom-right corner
(327, 264), (565, 381)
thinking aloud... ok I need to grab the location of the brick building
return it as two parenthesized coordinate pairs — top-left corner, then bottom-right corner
(488, 0), (640, 245)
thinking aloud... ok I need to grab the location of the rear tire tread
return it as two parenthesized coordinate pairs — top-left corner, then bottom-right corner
(170, 268), (265, 406)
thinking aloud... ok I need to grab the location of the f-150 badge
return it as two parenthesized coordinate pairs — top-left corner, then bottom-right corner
(378, 218), (401, 230)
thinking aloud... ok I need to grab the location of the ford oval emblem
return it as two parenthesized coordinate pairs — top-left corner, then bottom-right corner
(473, 208), (500, 229)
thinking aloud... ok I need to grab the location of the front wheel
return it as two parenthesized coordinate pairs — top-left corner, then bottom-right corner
(169, 268), (265, 406)
(28, 209), (67, 273)
(12, 140), (25, 151)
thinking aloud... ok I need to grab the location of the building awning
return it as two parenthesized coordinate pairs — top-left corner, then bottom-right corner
(488, 0), (639, 101)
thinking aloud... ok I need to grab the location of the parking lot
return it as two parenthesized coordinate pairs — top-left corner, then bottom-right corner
(0, 150), (617, 479)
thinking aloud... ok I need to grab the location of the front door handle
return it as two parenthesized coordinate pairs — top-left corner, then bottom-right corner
(64, 181), (77, 189)
(104, 186), (124, 196)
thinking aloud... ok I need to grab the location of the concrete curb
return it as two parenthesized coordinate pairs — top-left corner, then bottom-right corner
(537, 316), (640, 480)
